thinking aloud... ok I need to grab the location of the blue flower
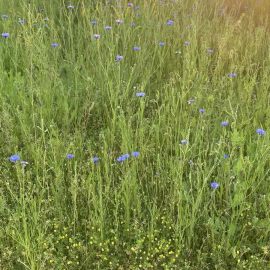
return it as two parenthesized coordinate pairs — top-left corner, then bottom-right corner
(128, 2), (133, 7)
(115, 55), (124, 62)
(136, 92), (145, 97)
(91, 19), (97, 25)
(228, 72), (237, 78)
(51, 42), (59, 48)
(117, 153), (130, 163)
(116, 19), (124, 24)
(92, 156), (100, 164)
(131, 151), (140, 157)
(93, 34), (101, 39)
(256, 128), (265, 136)
(166, 19), (174, 26)
(133, 46), (141, 51)
(2, 32), (9, 38)
(104, 25), (112, 30)
(159, 41), (165, 47)
(199, 108), (205, 113)
(221, 121), (229, 127)
(9, 154), (20, 162)
(180, 139), (188, 145)
(66, 154), (75, 159)
(211, 182), (219, 189)
(224, 154), (229, 159)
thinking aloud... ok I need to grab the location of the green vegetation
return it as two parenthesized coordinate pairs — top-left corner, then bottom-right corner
(1, 0), (270, 269)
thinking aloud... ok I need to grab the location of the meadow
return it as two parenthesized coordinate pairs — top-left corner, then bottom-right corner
(1, 0), (270, 269)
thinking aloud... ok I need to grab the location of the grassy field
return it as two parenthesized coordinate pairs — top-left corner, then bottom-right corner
(1, 0), (270, 269)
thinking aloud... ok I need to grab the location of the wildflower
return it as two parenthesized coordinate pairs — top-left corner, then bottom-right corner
(2, 32), (9, 38)
(224, 154), (229, 159)
(67, 4), (75, 9)
(127, 3), (133, 7)
(115, 55), (123, 62)
(104, 25), (112, 30)
(184, 41), (191, 46)
(116, 19), (123, 24)
(9, 154), (20, 162)
(92, 156), (100, 164)
(256, 128), (266, 136)
(136, 92), (145, 97)
(166, 19), (174, 26)
(51, 42), (59, 48)
(1, 14), (8, 20)
(133, 46), (141, 51)
(210, 182), (219, 189)
(93, 34), (101, 40)
(91, 19), (97, 25)
(159, 41), (165, 47)
(221, 121), (229, 127)
(207, 48), (214, 54)
(228, 72), (237, 78)
(187, 98), (195, 105)
(131, 151), (140, 157)
(66, 154), (75, 159)
(199, 108), (205, 113)
(117, 154), (130, 162)
(180, 139), (188, 145)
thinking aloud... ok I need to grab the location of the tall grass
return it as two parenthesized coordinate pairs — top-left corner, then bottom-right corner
(0, 0), (270, 269)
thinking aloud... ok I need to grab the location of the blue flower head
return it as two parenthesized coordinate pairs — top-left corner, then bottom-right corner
(66, 154), (75, 159)
(117, 153), (130, 163)
(159, 41), (165, 47)
(93, 156), (100, 164)
(228, 72), (237, 78)
(224, 154), (229, 159)
(199, 108), (205, 114)
(2, 32), (9, 38)
(93, 34), (101, 39)
(115, 55), (123, 62)
(133, 46), (141, 51)
(51, 42), (59, 48)
(211, 182), (219, 189)
(9, 154), (20, 162)
(256, 128), (265, 136)
(131, 151), (140, 157)
(166, 19), (174, 26)
(136, 92), (145, 97)
(221, 121), (229, 127)
(104, 25), (112, 30)
(180, 139), (188, 145)
(128, 2), (133, 7)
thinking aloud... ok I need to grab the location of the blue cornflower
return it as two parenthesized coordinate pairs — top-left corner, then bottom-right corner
(93, 34), (101, 40)
(136, 92), (145, 97)
(131, 151), (140, 157)
(51, 42), (59, 48)
(116, 19), (123, 24)
(92, 156), (100, 164)
(66, 154), (75, 159)
(115, 55), (124, 62)
(91, 19), (97, 25)
(159, 41), (165, 47)
(9, 154), (20, 162)
(221, 121), (229, 127)
(199, 108), (205, 113)
(211, 182), (219, 189)
(166, 19), (174, 26)
(224, 154), (229, 159)
(180, 139), (188, 145)
(256, 128), (266, 136)
(128, 2), (133, 7)
(1, 14), (8, 20)
(228, 72), (237, 78)
(133, 46), (141, 51)
(117, 154), (130, 162)
(104, 25), (112, 30)
(2, 32), (9, 38)
(184, 41), (191, 46)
